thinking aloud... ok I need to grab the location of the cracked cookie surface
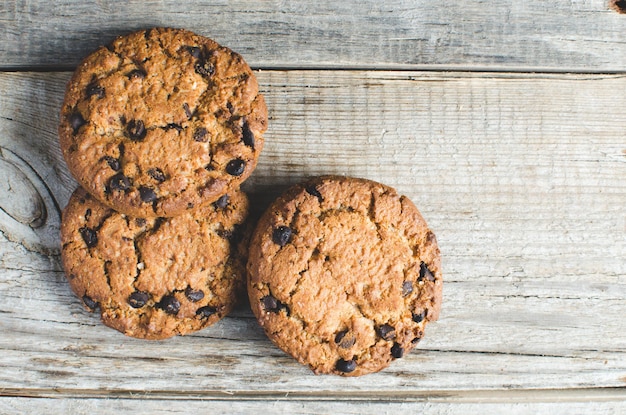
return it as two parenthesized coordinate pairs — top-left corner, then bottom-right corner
(61, 186), (249, 340)
(247, 176), (442, 376)
(59, 27), (267, 217)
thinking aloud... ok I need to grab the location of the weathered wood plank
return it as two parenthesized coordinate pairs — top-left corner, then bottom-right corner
(0, 71), (624, 397)
(3, 393), (626, 415)
(2, 0), (626, 71)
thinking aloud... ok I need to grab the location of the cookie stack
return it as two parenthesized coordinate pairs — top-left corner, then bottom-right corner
(59, 28), (267, 339)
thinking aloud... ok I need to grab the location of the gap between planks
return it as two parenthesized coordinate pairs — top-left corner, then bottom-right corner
(3, 64), (626, 75)
(2, 387), (626, 403)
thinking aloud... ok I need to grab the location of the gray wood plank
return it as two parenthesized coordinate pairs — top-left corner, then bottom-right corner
(3, 393), (626, 415)
(0, 70), (624, 397)
(2, 0), (626, 71)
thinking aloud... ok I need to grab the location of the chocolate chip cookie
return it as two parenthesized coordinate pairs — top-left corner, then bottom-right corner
(59, 27), (267, 217)
(61, 186), (249, 339)
(247, 176), (442, 376)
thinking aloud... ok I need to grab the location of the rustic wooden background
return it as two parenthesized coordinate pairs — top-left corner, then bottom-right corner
(1, 1), (625, 413)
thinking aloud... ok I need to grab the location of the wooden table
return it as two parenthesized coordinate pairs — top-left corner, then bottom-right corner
(1, 1), (625, 413)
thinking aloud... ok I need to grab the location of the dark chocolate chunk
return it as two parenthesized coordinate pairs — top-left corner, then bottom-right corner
(126, 119), (146, 141)
(86, 82), (105, 99)
(135, 218), (147, 227)
(225, 159), (246, 176)
(182, 102), (193, 119)
(164, 123), (183, 132)
(272, 226), (293, 247)
(411, 336), (422, 344)
(196, 306), (218, 318)
(103, 156), (121, 171)
(195, 59), (215, 77)
(305, 185), (323, 202)
(412, 310), (427, 324)
(261, 295), (290, 314)
(82, 295), (99, 310)
(213, 194), (230, 209)
(335, 358), (357, 373)
(128, 291), (149, 308)
(419, 262), (435, 282)
(108, 173), (131, 192)
(139, 186), (157, 203)
(186, 46), (202, 59)
(402, 281), (413, 297)
(147, 167), (166, 183)
(391, 343), (404, 358)
(242, 121), (255, 149)
(84, 208), (92, 221)
(261, 295), (278, 311)
(193, 127), (208, 142)
(185, 287), (205, 302)
(128, 68), (146, 79)
(334, 330), (356, 349)
(79, 227), (98, 248)
(376, 324), (396, 341)
(69, 112), (86, 133)
(158, 295), (180, 315)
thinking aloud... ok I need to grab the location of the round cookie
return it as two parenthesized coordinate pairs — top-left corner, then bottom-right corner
(61, 186), (249, 340)
(247, 176), (442, 376)
(59, 27), (267, 217)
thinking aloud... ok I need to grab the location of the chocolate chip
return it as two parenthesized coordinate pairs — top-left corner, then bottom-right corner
(402, 281), (413, 297)
(183, 103), (193, 119)
(185, 287), (205, 302)
(336, 358), (357, 373)
(79, 227), (98, 248)
(186, 46), (202, 59)
(158, 295), (180, 315)
(84, 208), (92, 221)
(261, 295), (278, 311)
(193, 127), (208, 142)
(213, 194), (230, 209)
(411, 336), (422, 344)
(272, 226), (293, 247)
(86, 82), (105, 99)
(139, 186), (157, 203)
(242, 121), (255, 149)
(82, 295), (98, 310)
(412, 310), (427, 324)
(126, 119), (146, 141)
(419, 262), (435, 282)
(391, 343), (404, 358)
(147, 168), (166, 183)
(376, 324), (396, 341)
(69, 112), (86, 133)
(261, 295), (289, 314)
(164, 123), (183, 132)
(108, 173), (130, 192)
(128, 291), (149, 308)
(128, 68), (146, 79)
(102, 156), (120, 171)
(225, 159), (246, 176)
(334, 330), (356, 349)
(135, 218), (147, 227)
(305, 185), (323, 202)
(195, 59), (215, 77)
(196, 306), (218, 318)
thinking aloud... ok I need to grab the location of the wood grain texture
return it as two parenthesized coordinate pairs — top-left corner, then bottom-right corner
(3, 393), (626, 415)
(0, 70), (625, 401)
(2, 0), (626, 71)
